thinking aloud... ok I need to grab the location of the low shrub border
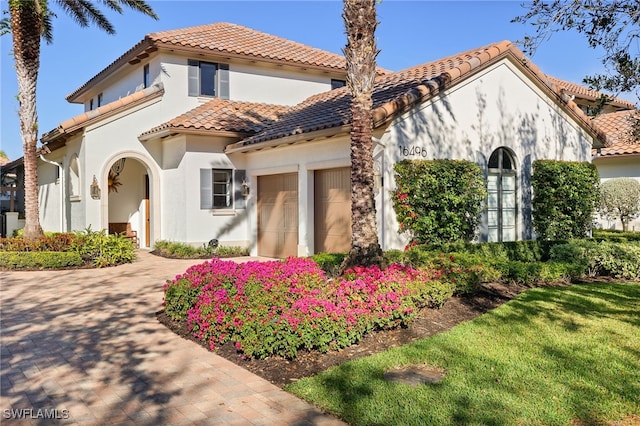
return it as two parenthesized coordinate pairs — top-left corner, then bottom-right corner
(0, 251), (83, 269)
(0, 228), (136, 269)
(153, 240), (249, 259)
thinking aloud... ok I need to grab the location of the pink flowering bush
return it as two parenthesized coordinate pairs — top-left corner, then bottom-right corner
(163, 258), (453, 359)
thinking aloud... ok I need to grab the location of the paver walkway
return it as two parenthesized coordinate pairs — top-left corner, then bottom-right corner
(0, 251), (347, 425)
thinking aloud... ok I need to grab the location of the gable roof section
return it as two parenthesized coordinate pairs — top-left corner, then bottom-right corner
(228, 41), (607, 153)
(67, 22), (366, 102)
(139, 98), (290, 140)
(41, 83), (164, 150)
(546, 76), (636, 111)
(592, 110), (640, 156)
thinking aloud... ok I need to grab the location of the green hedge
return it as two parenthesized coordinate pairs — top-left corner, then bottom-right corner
(392, 159), (486, 244)
(592, 229), (640, 243)
(0, 251), (83, 269)
(153, 240), (250, 259)
(550, 240), (640, 280)
(414, 240), (569, 262)
(532, 160), (600, 240)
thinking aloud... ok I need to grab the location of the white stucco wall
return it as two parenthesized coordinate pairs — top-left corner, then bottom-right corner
(80, 52), (338, 114)
(593, 155), (640, 231)
(378, 59), (594, 250)
(230, 63), (334, 105)
(158, 135), (250, 247)
(81, 57), (160, 110)
(38, 160), (62, 232)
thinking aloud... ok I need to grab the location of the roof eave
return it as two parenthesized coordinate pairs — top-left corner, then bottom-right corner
(154, 42), (347, 75)
(66, 37), (155, 102)
(225, 125), (350, 154)
(139, 127), (249, 142)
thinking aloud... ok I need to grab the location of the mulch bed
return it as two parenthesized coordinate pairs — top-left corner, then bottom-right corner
(156, 281), (534, 388)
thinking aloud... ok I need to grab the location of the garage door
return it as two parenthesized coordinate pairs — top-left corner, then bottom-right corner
(258, 173), (298, 258)
(314, 167), (351, 253)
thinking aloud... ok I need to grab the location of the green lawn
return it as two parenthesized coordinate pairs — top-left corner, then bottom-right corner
(286, 282), (640, 426)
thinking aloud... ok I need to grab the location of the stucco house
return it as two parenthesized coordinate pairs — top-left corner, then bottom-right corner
(26, 22), (631, 256)
(591, 110), (640, 231)
(546, 78), (640, 231)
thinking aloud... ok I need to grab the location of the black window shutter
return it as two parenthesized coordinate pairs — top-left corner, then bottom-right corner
(233, 169), (247, 209)
(188, 60), (199, 97)
(200, 168), (212, 209)
(218, 64), (230, 100)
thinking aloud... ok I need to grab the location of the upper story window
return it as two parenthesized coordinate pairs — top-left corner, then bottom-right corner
(331, 79), (346, 90)
(97, 93), (103, 107)
(143, 64), (150, 88)
(188, 60), (229, 99)
(89, 99), (94, 110)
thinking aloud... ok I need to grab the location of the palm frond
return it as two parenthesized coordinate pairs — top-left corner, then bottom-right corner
(56, 0), (115, 34)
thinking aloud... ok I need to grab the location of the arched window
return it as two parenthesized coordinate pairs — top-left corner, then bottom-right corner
(487, 148), (517, 242)
(69, 154), (80, 199)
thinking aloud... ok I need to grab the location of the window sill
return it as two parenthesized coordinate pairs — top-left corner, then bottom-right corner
(209, 209), (236, 216)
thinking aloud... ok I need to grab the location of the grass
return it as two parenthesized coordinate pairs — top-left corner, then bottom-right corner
(286, 282), (640, 426)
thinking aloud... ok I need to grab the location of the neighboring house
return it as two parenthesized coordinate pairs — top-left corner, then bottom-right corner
(549, 77), (639, 231)
(33, 23), (612, 256)
(546, 76), (636, 116)
(592, 110), (640, 231)
(0, 157), (25, 237)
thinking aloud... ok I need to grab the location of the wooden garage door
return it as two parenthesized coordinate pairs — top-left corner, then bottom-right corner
(258, 173), (298, 258)
(314, 167), (351, 253)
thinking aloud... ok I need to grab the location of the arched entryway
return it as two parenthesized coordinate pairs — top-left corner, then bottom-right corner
(487, 147), (517, 242)
(102, 154), (158, 249)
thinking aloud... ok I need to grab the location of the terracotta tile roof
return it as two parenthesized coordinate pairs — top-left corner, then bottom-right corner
(139, 99), (289, 139)
(592, 110), (640, 156)
(229, 41), (607, 152)
(150, 22), (348, 70)
(546, 76), (636, 110)
(42, 83), (164, 146)
(67, 23), (371, 102)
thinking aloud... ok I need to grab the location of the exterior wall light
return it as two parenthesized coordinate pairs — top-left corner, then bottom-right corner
(241, 179), (250, 198)
(90, 175), (101, 200)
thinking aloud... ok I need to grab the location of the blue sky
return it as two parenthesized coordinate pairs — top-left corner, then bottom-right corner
(0, 0), (631, 161)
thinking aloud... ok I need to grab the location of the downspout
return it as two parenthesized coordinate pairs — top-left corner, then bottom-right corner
(39, 153), (64, 232)
(372, 137), (386, 250)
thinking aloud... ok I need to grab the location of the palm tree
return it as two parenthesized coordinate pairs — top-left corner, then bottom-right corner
(8, 0), (157, 241)
(340, 0), (385, 270)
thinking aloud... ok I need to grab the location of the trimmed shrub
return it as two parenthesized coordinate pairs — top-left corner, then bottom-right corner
(310, 252), (346, 277)
(0, 233), (77, 252)
(531, 160), (600, 240)
(0, 251), (83, 269)
(387, 249), (501, 292)
(416, 240), (567, 263)
(550, 240), (640, 280)
(153, 240), (249, 259)
(592, 229), (640, 243)
(392, 159), (487, 244)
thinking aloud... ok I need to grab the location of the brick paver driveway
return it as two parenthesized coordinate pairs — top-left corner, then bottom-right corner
(0, 251), (346, 425)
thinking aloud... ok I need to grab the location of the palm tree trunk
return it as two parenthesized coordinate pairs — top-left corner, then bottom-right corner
(341, 0), (385, 270)
(10, 0), (44, 240)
